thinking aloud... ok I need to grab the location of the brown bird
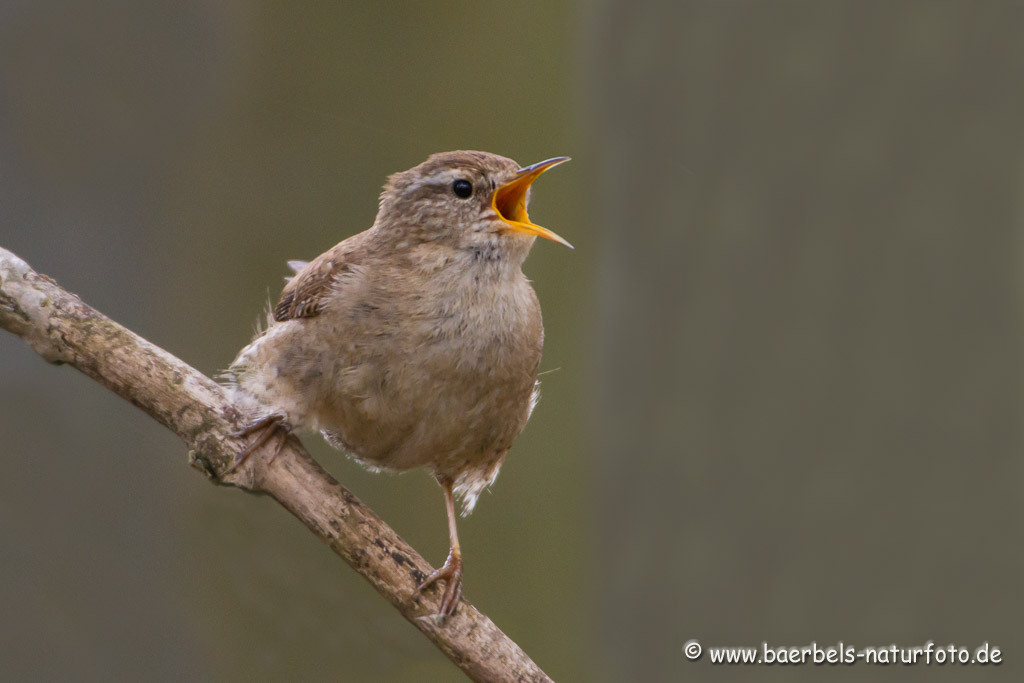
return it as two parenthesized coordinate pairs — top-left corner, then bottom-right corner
(225, 150), (570, 617)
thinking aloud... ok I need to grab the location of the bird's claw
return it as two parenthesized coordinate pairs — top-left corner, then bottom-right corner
(224, 414), (292, 475)
(418, 550), (463, 618)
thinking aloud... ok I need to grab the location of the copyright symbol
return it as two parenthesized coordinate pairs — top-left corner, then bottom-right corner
(683, 639), (702, 661)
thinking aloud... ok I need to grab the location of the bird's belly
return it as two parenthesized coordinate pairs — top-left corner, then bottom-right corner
(316, 344), (537, 473)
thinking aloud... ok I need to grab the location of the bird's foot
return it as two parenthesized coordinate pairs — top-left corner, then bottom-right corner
(418, 549), (463, 618)
(225, 414), (292, 474)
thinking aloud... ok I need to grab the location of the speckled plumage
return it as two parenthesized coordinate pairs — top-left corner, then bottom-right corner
(227, 151), (561, 513)
(225, 150), (568, 617)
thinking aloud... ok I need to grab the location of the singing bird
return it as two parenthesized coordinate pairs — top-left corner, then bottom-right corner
(225, 150), (570, 617)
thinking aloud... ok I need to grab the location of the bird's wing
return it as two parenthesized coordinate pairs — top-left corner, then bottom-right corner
(273, 246), (350, 322)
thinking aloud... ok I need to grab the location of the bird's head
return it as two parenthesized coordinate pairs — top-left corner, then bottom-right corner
(375, 150), (571, 263)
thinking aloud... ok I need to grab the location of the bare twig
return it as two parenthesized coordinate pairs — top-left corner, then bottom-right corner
(0, 246), (552, 683)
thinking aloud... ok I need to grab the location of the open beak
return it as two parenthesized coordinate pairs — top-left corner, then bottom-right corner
(492, 156), (572, 249)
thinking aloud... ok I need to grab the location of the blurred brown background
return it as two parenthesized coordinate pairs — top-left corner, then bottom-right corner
(1, 2), (1021, 681)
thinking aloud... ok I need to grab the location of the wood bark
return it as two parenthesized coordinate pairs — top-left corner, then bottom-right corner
(0, 245), (552, 683)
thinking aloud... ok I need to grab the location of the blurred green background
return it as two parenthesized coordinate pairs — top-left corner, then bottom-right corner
(1, 2), (1022, 681)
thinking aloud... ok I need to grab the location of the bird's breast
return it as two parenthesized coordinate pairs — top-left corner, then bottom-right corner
(319, 265), (543, 471)
(419, 267), (541, 367)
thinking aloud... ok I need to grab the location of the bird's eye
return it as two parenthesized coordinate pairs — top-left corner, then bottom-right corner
(452, 179), (473, 199)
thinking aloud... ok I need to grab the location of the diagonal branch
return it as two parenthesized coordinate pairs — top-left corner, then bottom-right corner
(0, 245), (552, 683)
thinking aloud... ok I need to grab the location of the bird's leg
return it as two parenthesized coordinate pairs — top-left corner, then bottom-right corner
(418, 478), (463, 618)
(225, 413), (292, 474)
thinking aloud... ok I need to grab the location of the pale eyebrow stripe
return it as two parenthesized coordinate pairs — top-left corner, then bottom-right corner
(406, 169), (478, 192)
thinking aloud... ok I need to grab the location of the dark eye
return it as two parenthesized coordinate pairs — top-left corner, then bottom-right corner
(452, 179), (473, 199)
